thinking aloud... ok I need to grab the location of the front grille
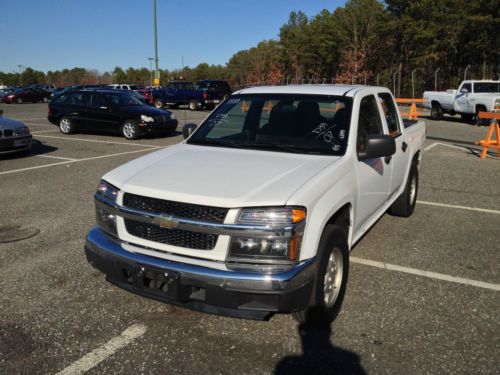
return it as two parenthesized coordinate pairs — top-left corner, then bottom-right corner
(3, 129), (13, 137)
(154, 115), (169, 122)
(125, 219), (218, 250)
(123, 193), (228, 223)
(122, 193), (228, 250)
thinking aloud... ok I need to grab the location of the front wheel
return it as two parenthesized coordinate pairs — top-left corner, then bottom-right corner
(389, 162), (419, 217)
(293, 225), (349, 326)
(121, 120), (139, 140)
(16, 98), (23, 104)
(188, 100), (199, 111)
(59, 117), (76, 134)
(430, 103), (443, 120)
(154, 99), (164, 109)
(474, 106), (488, 126)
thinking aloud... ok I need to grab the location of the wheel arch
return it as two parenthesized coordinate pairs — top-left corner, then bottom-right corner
(322, 203), (353, 250)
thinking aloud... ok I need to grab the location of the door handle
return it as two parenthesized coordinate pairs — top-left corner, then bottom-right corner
(402, 142), (408, 152)
(384, 156), (392, 164)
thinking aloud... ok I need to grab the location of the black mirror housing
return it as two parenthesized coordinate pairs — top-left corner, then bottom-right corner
(182, 123), (197, 139)
(358, 134), (396, 161)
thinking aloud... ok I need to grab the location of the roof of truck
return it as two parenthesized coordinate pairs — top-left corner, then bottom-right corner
(235, 84), (387, 97)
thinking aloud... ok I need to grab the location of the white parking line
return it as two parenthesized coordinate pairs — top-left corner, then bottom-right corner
(55, 324), (147, 375)
(31, 129), (59, 134)
(350, 257), (500, 291)
(0, 148), (158, 175)
(424, 142), (472, 152)
(34, 134), (161, 148)
(25, 123), (54, 127)
(34, 154), (78, 161)
(417, 200), (500, 215)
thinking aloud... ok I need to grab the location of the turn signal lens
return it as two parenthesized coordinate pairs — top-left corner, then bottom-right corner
(292, 209), (306, 223)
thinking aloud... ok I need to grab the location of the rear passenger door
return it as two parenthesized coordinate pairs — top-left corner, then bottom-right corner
(378, 92), (411, 198)
(355, 94), (392, 231)
(65, 92), (89, 127)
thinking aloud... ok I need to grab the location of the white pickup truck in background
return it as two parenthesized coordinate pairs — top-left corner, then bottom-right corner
(85, 85), (426, 325)
(423, 80), (500, 123)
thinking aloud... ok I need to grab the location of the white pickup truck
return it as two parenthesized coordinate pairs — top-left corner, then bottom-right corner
(423, 80), (500, 123)
(85, 85), (426, 325)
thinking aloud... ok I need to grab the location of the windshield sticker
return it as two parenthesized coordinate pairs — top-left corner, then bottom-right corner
(207, 113), (229, 127)
(225, 98), (241, 105)
(312, 123), (341, 151)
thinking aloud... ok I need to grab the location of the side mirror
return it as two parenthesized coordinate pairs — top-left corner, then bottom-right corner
(460, 88), (469, 94)
(182, 123), (197, 139)
(358, 134), (396, 161)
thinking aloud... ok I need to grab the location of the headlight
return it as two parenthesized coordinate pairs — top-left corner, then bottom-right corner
(141, 114), (154, 123)
(14, 126), (30, 136)
(7, 95), (14, 98)
(228, 207), (306, 263)
(95, 180), (119, 236)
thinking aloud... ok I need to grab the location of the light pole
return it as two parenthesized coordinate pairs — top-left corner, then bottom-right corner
(148, 57), (154, 86)
(464, 64), (471, 80)
(434, 67), (440, 91)
(392, 71), (397, 95)
(411, 69), (418, 98)
(153, 0), (159, 86)
(17, 64), (24, 86)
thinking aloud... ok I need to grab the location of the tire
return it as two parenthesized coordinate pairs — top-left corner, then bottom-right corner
(42, 97), (49, 103)
(389, 162), (419, 217)
(121, 120), (139, 140)
(430, 102), (443, 120)
(154, 99), (164, 109)
(292, 225), (349, 326)
(461, 114), (473, 122)
(188, 100), (199, 111)
(16, 98), (23, 104)
(59, 117), (76, 134)
(474, 106), (488, 126)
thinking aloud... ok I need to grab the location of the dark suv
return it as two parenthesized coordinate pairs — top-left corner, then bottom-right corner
(196, 80), (232, 108)
(48, 90), (178, 140)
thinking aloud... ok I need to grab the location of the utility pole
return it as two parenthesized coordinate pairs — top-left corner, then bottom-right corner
(148, 57), (154, 86)
(153, 0), (159, 86)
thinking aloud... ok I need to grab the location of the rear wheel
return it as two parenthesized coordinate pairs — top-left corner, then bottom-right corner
(430, 102), (443, 120)
(292, 225), (349, 326)
(389, 162), (419, 217)
(59, 117), (76, 134)
(474, 106), (488, 126)
(121, 120), (139, 140)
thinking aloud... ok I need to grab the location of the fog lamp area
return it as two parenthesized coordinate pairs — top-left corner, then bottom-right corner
(95, 207), (117, 236)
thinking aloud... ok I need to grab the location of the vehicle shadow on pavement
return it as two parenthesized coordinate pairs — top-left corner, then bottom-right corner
(0, 139), (57, 160)
(274, 308), (366, 375)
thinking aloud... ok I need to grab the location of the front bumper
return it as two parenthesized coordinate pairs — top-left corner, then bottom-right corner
(0, 135), (32, 154)
(139, 119), (178, 134)
(85, 226), (316, 320)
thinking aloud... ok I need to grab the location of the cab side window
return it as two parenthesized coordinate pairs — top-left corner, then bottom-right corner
(357, 95), (383, 153)
(67, 93), (87, 106)
(378, 93), (401, 137)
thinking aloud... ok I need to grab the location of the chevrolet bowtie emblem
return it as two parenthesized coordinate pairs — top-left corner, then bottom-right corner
(152, 215), (179, 229)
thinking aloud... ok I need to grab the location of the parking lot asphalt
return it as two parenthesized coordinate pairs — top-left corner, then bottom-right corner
(1, 103), (499, 374)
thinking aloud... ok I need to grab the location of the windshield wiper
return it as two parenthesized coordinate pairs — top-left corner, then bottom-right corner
(188, 139), (240, 148)
(244, 142), (323, 154)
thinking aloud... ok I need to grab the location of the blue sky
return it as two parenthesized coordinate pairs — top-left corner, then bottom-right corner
(0, 0), (345, 74)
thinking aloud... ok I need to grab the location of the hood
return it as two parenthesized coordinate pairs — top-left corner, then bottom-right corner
(119, 104), (171, 117)
(104, 144), (339, 208)
(0, 116), (26, 130)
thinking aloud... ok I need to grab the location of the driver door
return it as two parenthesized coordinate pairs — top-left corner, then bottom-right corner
(355, 94), (392, 232)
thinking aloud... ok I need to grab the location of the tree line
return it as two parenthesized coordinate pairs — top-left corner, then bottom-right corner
(1, 0), (498, 97)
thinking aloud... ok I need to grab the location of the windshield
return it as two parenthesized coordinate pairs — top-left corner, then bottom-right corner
(474, 82), (500, 93)
(188, 94), (352, 155)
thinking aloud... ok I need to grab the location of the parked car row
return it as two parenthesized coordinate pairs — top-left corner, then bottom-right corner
(0, 86), (52, 104)
(48, 89), (178, 140)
